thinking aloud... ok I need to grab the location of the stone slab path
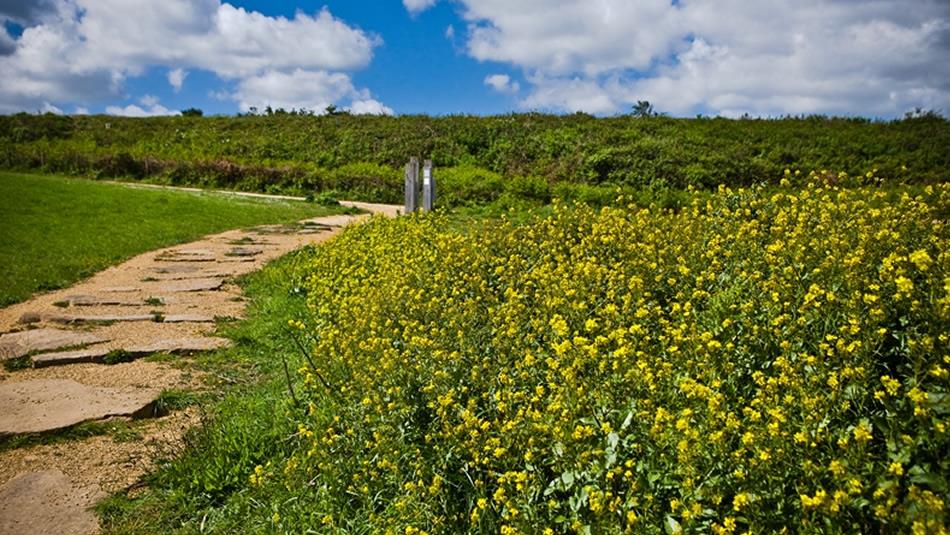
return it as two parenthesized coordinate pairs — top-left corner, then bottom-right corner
(0, 199), (399, 534)
(0, 380), (159, 437)
(0, 470), (101, 535)
(0, 328), (107, 361)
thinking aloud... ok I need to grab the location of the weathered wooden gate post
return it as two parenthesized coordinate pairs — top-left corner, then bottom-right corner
(422, 159), (435, 212)
(405, 157), (419, 213)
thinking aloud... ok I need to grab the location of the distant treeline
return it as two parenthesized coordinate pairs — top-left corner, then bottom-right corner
(0, 112), (947, 205)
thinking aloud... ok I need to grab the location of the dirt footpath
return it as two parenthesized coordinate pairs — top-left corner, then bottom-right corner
(0, 200), (399, 535)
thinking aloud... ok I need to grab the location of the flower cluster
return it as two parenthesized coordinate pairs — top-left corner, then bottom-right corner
(278, 181), (948, 533)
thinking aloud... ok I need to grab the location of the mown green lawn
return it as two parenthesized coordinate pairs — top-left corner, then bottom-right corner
(0, 172), (348, 306)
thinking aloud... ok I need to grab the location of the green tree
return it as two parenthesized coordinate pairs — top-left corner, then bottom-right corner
(632, 100), (656, 118)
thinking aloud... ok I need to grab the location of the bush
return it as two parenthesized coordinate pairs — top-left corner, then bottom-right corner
(0, 114), (947, 205)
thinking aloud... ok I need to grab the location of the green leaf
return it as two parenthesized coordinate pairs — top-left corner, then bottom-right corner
(561, 471), (575, 488)
(621, 410), (634, 430)
(607, 432), (620, 450)
(665, 515), (682, 534)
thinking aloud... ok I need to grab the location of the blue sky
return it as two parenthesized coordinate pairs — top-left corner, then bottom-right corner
(0, 1), (948, 117)
(118, 1), (521, 116)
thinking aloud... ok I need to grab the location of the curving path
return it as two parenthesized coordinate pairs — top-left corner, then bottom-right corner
(0, 200), (399, 535)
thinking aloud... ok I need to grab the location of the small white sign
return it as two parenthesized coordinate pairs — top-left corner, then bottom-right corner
(423, 168), (431, 185)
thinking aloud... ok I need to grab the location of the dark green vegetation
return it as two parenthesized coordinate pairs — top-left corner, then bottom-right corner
(0, 172), (348, 306)
(97, 249), (323, 534)
(1, 113), (947, 206)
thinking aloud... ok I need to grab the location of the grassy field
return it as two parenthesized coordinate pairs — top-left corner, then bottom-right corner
(0, 172), (349, 306)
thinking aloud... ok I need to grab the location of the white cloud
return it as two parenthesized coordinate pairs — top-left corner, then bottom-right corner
(463, 0), (679, 77)
(0, 0), (60, 25)
(40, 102), (62, 114)
(349, 99), (394, 115)
(167, 68), (186, 92)
(139, 94), (160, 107)
(105, 102), (179, 117)
(73, 106), (89, 115)
(445, 24), (455, 40)
(67, 1), (377, 77)
(403, 0), (438, 15)
(484, 73), (519, 94)
(0, 25), (15, 55)
(452, 0), (950, 117)
(0, 0), (384, 114)
(232, 68), (390, 114)
(233, 69), (354, 112)
(520, 75), (620, 114)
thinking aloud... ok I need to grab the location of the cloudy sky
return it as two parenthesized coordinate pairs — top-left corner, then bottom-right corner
(1, 0), (948, 117)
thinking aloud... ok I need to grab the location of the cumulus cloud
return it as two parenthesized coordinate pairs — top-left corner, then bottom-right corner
(167, 68), (186, 92)
(231, 68), (391, 115)
(0, 0), (59, 24)
(0, 25), (15, 55)
(139, 94), (160, 107)
(484, 73), (519, 94)
(520, 75), (621, 114)
(403, 0), (438, 15)
(449, 0), (950, 117)
(232, 69), (354, 112)
(349, 99), (394, 115)
(40, 101), (62, 114)
(0, 0), (389, 114)
(105, 102), (179, 117)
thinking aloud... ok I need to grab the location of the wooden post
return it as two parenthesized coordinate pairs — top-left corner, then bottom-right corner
(422, 159), (435, 212)
(405, 157), (419, 213)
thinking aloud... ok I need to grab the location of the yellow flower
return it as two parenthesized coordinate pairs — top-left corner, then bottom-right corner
(733, 492), (750, 511)
(853, 422), (872, 443)
(829, 460), (845, 476)
(880, 375), (900, 396)
(909, 249), (932, 271)
(895, 276), (914, 295)
(888, 462), (904, 477)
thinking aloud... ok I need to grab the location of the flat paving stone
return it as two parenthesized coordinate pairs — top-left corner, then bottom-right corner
(251, 224), (294, 234)
(155, 256), (215, 263)
(158, 277), (225, 293)
(225, 247), (263, 257)
(151, 271), (234, 280)
(226, 238), (274, 245)
(31, 347), (113, 368)
(0, 470), (101, 535)
(149, 265), (201, 274)
(156, 249), (216, 262)
(101, 286), (140, 293)
(17, 313), (41, 324)
(0, 379), (159, 436)
(0, 329), (107, 361)
(161, 314), (216, 323)
(64, 295), (139, 307)
(127, 336), (231, 355)
(172, 248), (215, 256)
(48, 314), (156, 325)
